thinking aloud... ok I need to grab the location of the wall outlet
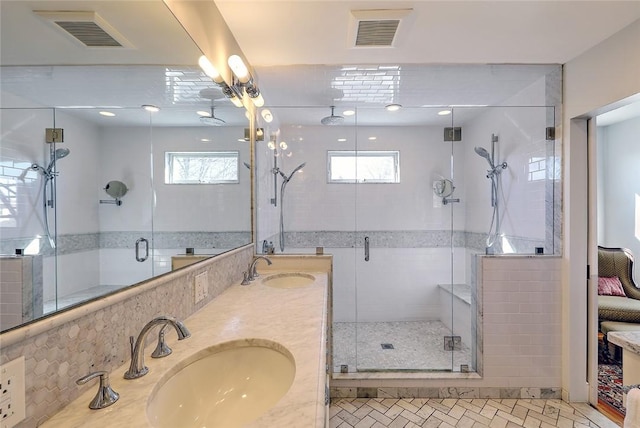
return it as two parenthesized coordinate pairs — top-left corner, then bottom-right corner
(194, 272), (208, 304)
(0, 356), (26, 428)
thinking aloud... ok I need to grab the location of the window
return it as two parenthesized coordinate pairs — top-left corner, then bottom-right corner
(328, 150), (400, 183)
(0, 160), (35, 228)
(165, 151), (239, 184)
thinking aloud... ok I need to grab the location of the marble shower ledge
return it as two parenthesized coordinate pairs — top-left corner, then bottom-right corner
(40, 268), (329, 428)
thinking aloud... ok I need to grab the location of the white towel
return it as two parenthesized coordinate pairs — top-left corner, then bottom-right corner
(626, 388), (640, 428)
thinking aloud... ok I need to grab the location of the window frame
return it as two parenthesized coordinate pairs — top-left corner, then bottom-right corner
(164, 151), (240, 185)
(327, 150), (400, 184)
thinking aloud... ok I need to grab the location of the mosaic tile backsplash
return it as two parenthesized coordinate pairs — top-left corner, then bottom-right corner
(0, 245), (253, 427)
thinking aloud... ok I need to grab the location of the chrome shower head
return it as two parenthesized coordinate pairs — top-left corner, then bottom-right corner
(474, 146), (490, 160)
(45, 148), (71, 175)
(291, 162), (306, 175)
(474, 146), (494, 168)
(284, 162), (306, 182)
(54, 148), (70, 160)
(321, 106), (344, 126)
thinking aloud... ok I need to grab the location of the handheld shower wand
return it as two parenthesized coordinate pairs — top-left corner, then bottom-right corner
(279, 162), (307, 252)
(474, 134), (507, 249)
(31, 147), (71, 248)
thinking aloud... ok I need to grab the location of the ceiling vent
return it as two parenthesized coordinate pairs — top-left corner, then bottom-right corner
(33, 11), (133, 48)
(356, 20), (400, 47)
(350, 9), (412, 48)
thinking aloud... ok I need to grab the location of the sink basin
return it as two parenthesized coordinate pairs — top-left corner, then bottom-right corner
(147, 340), (295, 428)
(262, 272), (315, 289)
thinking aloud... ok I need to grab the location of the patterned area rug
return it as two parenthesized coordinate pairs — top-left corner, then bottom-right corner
(598, 336), (625, 416)
(599, 362), (625, 416)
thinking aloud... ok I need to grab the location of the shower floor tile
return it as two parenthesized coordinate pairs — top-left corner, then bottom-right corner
(43, 284), (124, 314)
(333, 321), (472, 373)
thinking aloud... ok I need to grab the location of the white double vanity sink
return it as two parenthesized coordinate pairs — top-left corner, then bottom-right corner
(42, 255), (331, 428)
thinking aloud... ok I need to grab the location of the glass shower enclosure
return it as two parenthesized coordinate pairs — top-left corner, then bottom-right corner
(253, 64), (560, 376)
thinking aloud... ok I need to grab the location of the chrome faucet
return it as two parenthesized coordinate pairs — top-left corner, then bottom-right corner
(242, 256), (272, 284)
(124, 316), (191, 380)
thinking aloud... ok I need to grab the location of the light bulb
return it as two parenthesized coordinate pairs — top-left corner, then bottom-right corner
(229, 96), (244, 108)
(198, 55), (222, 83)
(250, 93), (264, 108)
(228, 55), (250, 83)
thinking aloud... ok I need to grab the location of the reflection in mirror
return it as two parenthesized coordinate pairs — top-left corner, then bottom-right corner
(0, 1), (251, 332)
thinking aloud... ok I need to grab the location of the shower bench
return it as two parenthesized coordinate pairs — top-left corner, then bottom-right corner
(438, 283), (472, 348)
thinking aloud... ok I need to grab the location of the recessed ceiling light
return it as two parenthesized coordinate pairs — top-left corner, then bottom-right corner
(99, 111), (115, 117)
(343, 109), (355, 116)
(368, 136), (377, 140)
(200, 138), (211, 142)
(338, 138), (347, 142)
(438, 110), (452, 116)
(385, 104), (402, 112)
(142, 104), (160, 112)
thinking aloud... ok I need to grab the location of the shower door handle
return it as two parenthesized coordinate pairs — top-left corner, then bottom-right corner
(364, 236), (370, 262)
(135, 237), (149, 262)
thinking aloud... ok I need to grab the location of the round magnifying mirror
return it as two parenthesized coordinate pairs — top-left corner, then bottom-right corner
(433, 178), (455, 198)
(105, 181), (128, 199)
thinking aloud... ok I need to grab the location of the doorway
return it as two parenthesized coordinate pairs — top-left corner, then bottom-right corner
(590, 99), (640, 422)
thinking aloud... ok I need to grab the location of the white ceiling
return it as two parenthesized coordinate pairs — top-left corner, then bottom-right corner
(215, 1), (640, 66)
(0, 0), (247, 126)
(215, 0), (640, 125)
(1, 1), (640, 127)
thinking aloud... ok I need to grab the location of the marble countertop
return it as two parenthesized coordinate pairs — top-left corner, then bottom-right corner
(608, 331), (640, 355)
(41, 268), (329, 428)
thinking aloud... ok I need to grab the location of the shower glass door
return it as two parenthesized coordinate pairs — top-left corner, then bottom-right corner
(353, 107), (461, 372)
(49, 107), (155, 312)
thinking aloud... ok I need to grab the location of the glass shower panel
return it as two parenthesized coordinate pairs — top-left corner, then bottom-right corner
(149, 105), (252, 275)
(0, 108), (56, 328)
(354, 107), (459, 372)
(50, 107), (155, 310)
(259, 107), (359, 375)
(458, 106), (556, 256)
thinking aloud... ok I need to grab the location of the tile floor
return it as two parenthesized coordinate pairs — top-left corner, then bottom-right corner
(333, 321), (472, 373)
(330, 397), (620, 428)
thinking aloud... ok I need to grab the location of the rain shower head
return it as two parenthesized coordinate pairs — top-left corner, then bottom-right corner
(321, 106), (344, 126)
(199, 106), (226, 126)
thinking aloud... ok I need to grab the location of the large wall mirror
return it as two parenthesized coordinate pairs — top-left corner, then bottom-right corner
(0, 0), (252, 332)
